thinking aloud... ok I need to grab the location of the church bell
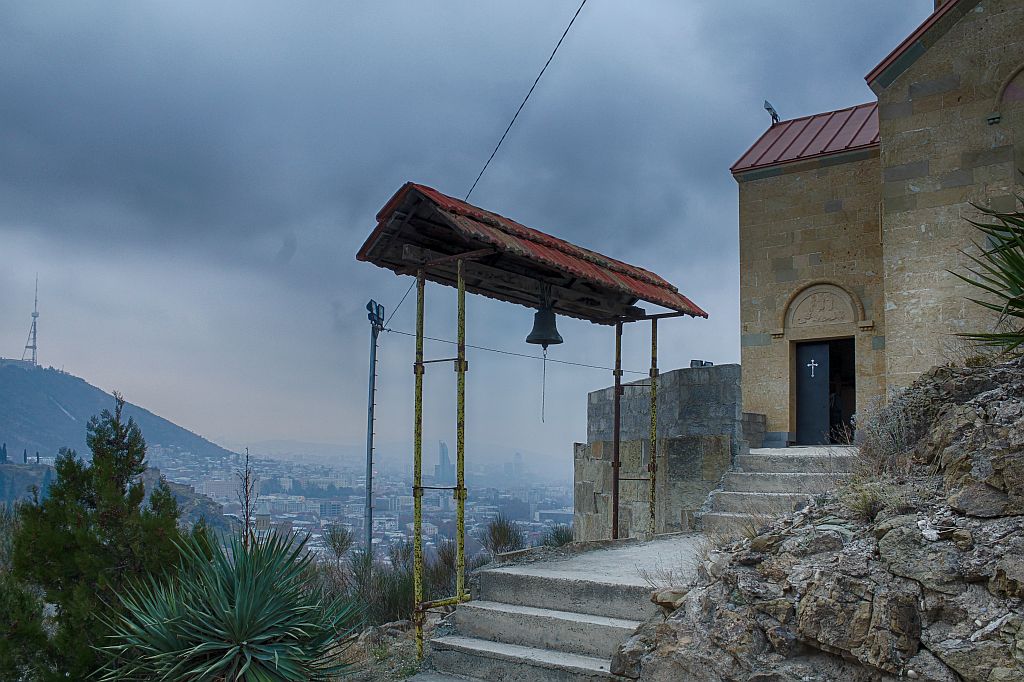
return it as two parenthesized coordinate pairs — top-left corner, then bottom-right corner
(526, 305), (563, 350)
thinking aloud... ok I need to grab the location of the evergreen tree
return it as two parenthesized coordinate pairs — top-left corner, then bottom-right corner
(1, 499), (53, 679)
(12, 393), (186, 680)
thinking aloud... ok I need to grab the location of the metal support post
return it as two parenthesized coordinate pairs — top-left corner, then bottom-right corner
(413, 271), (426, 659)
(455, 260), (468, 601)
(648, 318), (658, 537)
(611, 320), (623, 540)
(364, 300), (384, 555)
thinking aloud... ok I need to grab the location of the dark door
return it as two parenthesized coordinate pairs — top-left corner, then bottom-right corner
(796, 342), (830, 445)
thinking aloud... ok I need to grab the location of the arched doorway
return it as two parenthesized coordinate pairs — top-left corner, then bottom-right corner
(782, 282), (865, 445)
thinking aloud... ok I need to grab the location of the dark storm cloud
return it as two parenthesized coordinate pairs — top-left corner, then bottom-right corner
(0, 1), (934, 458)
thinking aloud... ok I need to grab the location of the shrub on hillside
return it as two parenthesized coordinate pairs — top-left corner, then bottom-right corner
(542, 524), (574, 547)
(480, 514), (526, 555)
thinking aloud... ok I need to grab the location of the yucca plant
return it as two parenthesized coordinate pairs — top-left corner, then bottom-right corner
(97, 531), (361, 681)
(954, 197), (1024, 353)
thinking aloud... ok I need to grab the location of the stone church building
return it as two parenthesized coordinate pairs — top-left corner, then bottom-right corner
(734, 0), (1023, 446)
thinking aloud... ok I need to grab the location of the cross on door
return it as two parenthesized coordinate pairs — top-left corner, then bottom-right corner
(807, 358), (818, 378)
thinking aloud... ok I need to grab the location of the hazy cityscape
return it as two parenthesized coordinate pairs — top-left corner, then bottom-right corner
(148, 439), (573, 560)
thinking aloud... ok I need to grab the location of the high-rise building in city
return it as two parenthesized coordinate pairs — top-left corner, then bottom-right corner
(434, 440), (455, 485)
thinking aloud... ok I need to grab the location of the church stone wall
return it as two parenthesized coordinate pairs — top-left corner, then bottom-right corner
(736, 155), (886, 440)
(872, 0), (1024, 389)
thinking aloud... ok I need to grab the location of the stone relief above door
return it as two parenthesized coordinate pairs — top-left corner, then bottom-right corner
(772, 280), (873, 339)
(790, 284), (855, 327)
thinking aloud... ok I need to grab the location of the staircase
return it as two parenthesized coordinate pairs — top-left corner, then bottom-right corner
(413, 536), (698, 681)
(700, 446), (856, 537)
(410, 451), (855, 680)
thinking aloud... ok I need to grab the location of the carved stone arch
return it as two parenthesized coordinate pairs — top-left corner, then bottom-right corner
(988, 61), (1024, 125)
(770, 278), (876, 337)
(774, 280), (870, 339)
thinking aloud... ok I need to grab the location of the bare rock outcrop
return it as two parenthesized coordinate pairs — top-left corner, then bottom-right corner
(614, 359), (1024, 682)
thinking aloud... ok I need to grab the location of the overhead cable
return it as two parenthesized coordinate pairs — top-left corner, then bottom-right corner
(464, 0), (589, 201)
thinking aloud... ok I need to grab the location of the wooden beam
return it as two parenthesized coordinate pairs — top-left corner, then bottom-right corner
(392, 243), (643, 323)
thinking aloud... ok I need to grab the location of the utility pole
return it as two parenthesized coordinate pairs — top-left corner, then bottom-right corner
(364, 300), (384, 555)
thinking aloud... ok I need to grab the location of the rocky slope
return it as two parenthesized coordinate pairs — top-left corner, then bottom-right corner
(613, 359), (1024, 681)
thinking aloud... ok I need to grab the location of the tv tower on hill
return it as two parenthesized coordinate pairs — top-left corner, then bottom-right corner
(22, 276), (39, 366)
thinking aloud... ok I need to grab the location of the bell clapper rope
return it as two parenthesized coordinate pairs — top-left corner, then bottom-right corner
(541, 347), (548, 423)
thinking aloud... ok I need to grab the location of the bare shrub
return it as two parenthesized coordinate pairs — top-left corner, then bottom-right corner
(480, 514), (526, 555)
(541, 524), (574, 547)
(854, 394), (915, 477)
(941, 336), (999, 369)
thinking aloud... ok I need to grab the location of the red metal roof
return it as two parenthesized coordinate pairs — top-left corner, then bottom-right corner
(866, 0), (967, 86)
(357, 183), (708, 321)
(730, 102), (879, 175)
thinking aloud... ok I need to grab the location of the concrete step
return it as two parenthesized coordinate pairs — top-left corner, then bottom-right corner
(409, 673), (481, 682)
(476, 568), (657, 621)
(710, 490), (813, 514)
(735, 450), (857, 474)
(722, 471), (843, 494)
(699, 511), (764, 539)
(430, 635), (612, 682)
(453, 600), (641, 658)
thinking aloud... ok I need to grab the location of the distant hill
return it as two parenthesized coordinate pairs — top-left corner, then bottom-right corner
(0, 361), (237, 462)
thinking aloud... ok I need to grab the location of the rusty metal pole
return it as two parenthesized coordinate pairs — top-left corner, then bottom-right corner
(413, 270), (425, 659)
(455, 259), (468, 601)
(648, 318), (658, 537)
(611, 320), (623, 540)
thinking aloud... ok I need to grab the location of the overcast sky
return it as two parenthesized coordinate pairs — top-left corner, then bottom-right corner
(0, 1), (933, 476)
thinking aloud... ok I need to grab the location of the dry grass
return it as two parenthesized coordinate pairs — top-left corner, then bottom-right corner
(734, 508), (784, 540)
(837, 477), (911, 522)
(636, 536), (717, 589)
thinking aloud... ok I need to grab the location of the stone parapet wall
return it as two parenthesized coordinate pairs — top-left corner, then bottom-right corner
(574, 364), (740, 541)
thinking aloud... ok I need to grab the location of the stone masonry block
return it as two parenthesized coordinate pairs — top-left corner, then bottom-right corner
(940, 168), (973, 188)
(885, 195), (918, 214)
(883, 160), (929, 182)
(909, 74), (960, 99)
(574, 481), (595, 514)
(962, 145), (1013, 168)
(664, 436), (703, 482)
(700, 435), (732, 481)
(620, 440), (643, 475)
(880, 100), (914, 120)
